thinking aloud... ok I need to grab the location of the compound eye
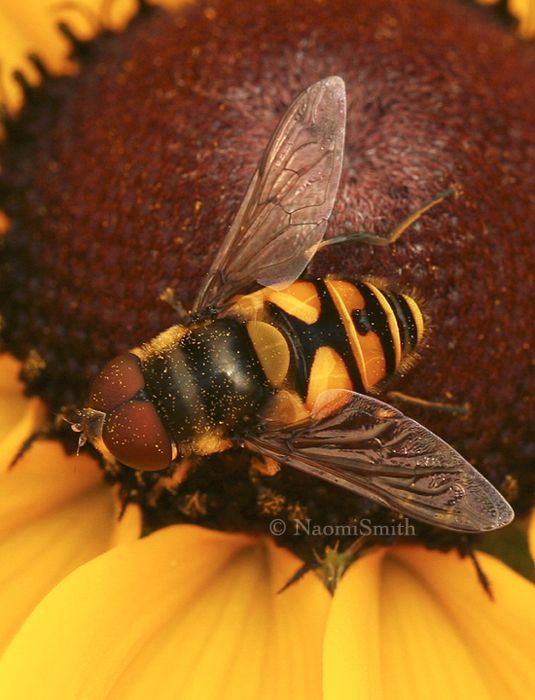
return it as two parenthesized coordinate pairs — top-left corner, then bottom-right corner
(90, 353), (145, 412)
(102, 400), (174, 471)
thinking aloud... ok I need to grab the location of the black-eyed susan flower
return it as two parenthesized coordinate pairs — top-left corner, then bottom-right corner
(1, 0), (535, 698)
(0, 354), (142, 659)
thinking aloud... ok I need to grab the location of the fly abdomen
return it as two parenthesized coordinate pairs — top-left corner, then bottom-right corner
(259, 278), (424, 411)
(342, 279), (424, 378)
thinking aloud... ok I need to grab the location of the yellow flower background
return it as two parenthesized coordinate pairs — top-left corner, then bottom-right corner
(1, 1), (535, 698)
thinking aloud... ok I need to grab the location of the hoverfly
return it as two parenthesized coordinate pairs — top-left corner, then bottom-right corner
(73, 76), (514, 533)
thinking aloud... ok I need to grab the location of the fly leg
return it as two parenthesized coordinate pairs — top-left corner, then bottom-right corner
(317, 184), (461, 249)
(386, 391), (470, 418)
(159, 287), (190, 322)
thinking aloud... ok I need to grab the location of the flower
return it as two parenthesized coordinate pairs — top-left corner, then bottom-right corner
(0, 354), (141, 659)
(0, 448), (534, 699)
(1, 0), (535, 698)
(0, 524), (331, 700)
(324, 546), (535, 699)
(477, 0), (535, 37)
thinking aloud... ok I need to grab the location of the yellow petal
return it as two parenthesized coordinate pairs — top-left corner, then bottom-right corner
(0, 354), (48, 473)
(109, 499), (143, 548)
(0, 2), (73, 107)
(474, 0), (535, 37)
(324, 546), (535, 700)
(0, 526), (329, 700)
(0, 437), (137, 656)
(528, 510), (535, 564)
(508, 0), (535, 37)
(0, 0), (195, 108)
(0, 440), (106, 538)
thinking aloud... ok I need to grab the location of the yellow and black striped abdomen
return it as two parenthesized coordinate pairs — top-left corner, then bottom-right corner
(261, 278), (424, 410)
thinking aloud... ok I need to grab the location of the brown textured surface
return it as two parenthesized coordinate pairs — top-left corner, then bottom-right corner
(1, 0), (535, 551)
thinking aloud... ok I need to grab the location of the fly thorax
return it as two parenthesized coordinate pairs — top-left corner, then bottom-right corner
(139, 318), (276, 448)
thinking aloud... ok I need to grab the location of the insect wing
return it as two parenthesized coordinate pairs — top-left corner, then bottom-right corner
(245, 391), (514, 533)
(193, 76), (346, 312)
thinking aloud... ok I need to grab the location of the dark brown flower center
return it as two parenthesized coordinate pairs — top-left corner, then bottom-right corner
(1, 0), (535, 560)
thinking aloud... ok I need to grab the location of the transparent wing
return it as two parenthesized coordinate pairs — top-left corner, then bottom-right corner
(244, 391), (514, 533)
(193, 76), (346, 312)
